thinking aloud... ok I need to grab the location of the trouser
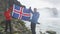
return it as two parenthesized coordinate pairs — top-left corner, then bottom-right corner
(31, 22), (36, 34)
(5, 20), (12, 34)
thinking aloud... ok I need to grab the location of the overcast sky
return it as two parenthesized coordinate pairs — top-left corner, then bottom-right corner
(18, 0), (60, 10)
(42, 0), (60, 5)
(41, 0), (60, 10)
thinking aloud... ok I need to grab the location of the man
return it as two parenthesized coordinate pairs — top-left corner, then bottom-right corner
(29, 7), (40, 34)
(4, 6), (13, 34)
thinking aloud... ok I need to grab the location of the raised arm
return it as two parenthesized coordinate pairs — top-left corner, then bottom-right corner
(29, 7), (34, 14)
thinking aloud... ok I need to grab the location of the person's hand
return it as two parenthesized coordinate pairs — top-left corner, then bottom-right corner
(37, 22), (40, 24)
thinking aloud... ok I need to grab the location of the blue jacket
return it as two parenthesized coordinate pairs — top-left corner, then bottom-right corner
(31, 12), (39, 23)
(28, 8), (40, 23)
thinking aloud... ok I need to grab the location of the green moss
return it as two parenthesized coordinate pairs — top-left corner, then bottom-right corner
(0, 19), (32, 34)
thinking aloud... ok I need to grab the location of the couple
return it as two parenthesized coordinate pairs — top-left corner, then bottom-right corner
(29, 7), (40, 34)
(4, 6), (40, 34)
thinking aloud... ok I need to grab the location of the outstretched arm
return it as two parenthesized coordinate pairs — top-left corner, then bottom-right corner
(29, 7), (34, 14)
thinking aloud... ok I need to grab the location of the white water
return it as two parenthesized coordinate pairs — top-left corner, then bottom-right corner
(25, 8), (60, 34)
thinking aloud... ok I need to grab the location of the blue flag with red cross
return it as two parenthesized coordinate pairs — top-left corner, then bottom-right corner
(12, 4), (31, 21)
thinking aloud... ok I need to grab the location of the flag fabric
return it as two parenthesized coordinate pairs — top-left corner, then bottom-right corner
(12, 4), (31, 21)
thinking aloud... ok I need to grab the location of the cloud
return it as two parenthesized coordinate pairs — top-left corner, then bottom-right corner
(40, 0), (60, 10)
(18, 0), (53, 9)
(41, 0), (60, 5)
(18, 0), (60, 10)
